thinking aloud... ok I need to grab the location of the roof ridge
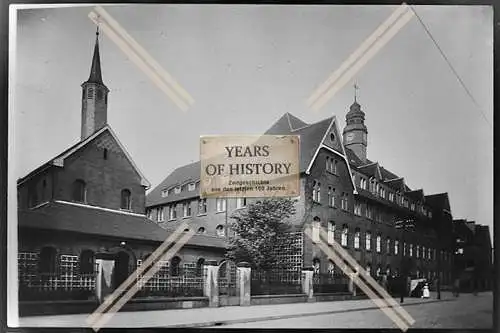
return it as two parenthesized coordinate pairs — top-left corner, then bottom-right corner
(291, 116), (333, 132)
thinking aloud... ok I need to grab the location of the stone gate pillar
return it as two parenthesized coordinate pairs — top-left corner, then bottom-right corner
(302, 267), (314, 301)
(95, 252), (116, 303)
(237, 262), (251, 306)
(203, 260), (219, 307)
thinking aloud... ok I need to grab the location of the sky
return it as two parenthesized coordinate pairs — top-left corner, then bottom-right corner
(12, 5), (493, 239)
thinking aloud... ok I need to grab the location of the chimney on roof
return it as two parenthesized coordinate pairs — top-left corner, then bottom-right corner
(81, 27), (109, 141)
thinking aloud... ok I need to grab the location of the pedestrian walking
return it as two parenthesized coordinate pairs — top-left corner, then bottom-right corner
(422, 283), (430, 299)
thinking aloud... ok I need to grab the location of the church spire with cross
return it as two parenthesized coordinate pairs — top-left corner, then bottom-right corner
(81, 26), (110, 141)
(343, 82), (368, 163)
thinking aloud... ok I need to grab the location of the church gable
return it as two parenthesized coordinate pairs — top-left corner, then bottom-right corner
(53, 126), (150, 188)
(321, 117), (345, 155)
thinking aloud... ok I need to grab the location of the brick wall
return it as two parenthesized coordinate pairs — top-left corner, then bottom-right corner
(54, 131), (146, 214)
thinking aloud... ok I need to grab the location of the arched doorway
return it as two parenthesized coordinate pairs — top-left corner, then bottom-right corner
(217, 260), (238, 306)
(113, 251), (130, 289)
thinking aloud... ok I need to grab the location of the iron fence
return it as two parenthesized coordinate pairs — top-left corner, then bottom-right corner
(313, 273), (350, 294)
(18, 273), (97, 301)
(251, 269), (303, 295)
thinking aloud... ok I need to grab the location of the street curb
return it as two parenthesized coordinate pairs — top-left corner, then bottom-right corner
(163, 298), (456, 328)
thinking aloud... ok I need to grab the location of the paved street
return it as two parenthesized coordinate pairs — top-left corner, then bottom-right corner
(216, 292), (493, 329)
(18, 291), (492, 329)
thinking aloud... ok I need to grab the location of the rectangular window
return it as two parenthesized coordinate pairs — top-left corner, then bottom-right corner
(168, 205), (177, 220)
(330, 188), (336, 207)
(366, 205), (372, 219)
(182, 202), (191, 217)
(341, 193), (348, 210)
(354, 230), (360, 249)
(216, 198), (226, 212)
(236, 197), (247, 209)
(376, 235), (381, 253)
(365, 232), (371, 251)
(326, 156), (332, 172)
(328, 222), (335, 245)
(394, 240), (399, 255)
(198, 199), (207, 215)
(312, 221), (320, 243)
(333, 160), (338, 174)
(313, 181), (321, 203)
(387, 238), (391, 255)
(416, 245), (420, 258)
(341, 226), (348, 247)
(409, 244), (413, 257)
(354, 202), (362, 216)
(157, 206), (165, 222)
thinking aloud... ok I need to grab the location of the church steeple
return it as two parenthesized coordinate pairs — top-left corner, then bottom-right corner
(343, 83), (368, 163)
(87, 27), (104, 84)
(81, 27), (109, 141)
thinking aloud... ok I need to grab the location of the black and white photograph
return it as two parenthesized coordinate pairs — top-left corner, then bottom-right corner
(7, 3), (494, 330)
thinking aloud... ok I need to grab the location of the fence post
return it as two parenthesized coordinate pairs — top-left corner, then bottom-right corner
(94, 253), (116, 303)
(302, 267), (314, 301)
(348, 272), (357, 296)
(203, 260), (219, 307)
(236, 262), (251, 306)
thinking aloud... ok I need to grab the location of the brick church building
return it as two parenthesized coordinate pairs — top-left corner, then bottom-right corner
(146, 95), (457, 286)
(17, 30), (227, 306)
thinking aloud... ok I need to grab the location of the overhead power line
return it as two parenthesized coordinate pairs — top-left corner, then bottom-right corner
(409, 5), (492, 130)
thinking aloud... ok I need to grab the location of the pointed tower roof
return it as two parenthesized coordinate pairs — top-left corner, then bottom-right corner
(86, 27), (104, 85)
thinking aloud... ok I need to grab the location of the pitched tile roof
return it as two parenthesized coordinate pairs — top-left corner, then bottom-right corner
(147, 113), (333, 207)
(345, 148), (365, 168)
(357, 162), (380, 179)
(18, 201), (227, 249)
(407, 189), (425, 202)
(425, 193), (451, 211)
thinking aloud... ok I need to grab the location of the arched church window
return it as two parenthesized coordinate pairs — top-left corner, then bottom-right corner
(196, 258), (205, 277)
(72, 179), (87, 203)
(121, 189), (131, 210)
(170, 256), (181, 276)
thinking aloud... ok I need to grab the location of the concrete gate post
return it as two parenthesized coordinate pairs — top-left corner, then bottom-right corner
(302, 267), (314, 301)
(237, 262), (251, 306)
(95, 252), (116, 303)
(203, 260), (219, 307)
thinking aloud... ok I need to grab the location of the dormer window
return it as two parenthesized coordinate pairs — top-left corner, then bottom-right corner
(188, 183), (196, 191)
(121, 189), (131, 210)
(161, 189), (169, 198)
(174, 186), (181, 194)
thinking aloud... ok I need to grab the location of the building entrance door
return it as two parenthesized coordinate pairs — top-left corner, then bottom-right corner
(217, 260), (239, 306)
(113, 251), (130, 290)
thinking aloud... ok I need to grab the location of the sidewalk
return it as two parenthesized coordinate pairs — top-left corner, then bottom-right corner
(19, 291), (459, 328)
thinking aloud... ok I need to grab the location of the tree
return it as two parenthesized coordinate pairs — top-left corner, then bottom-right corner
(225, 198), (301, 270)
